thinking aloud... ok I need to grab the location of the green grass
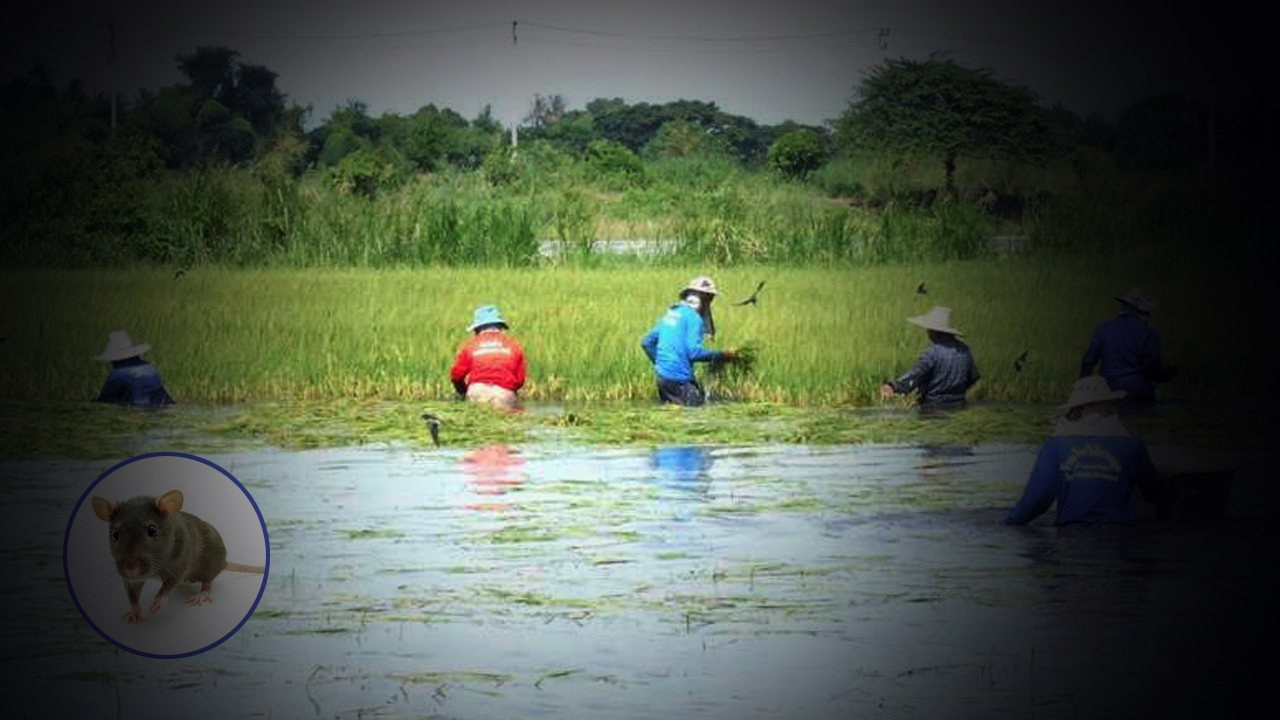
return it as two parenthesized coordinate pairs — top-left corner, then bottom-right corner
(0, 255), (1259, 407)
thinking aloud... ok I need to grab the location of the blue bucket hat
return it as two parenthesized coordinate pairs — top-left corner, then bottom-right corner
(468, 305), (508, 332)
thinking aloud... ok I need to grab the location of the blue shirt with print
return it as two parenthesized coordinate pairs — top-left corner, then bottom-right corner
(1003, 434), (1165, 526)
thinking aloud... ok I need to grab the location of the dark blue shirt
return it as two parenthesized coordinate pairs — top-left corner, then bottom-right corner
(890, 335), (980, 406)
(95, 358), (175, 408)
(1080, 311), (1166, 403)
(1003, 434), (1165, 526)
(641, 304), (724, 383)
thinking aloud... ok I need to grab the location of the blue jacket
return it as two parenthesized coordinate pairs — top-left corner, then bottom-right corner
(1080, 311), (1168, 403)
(641, 303), (724, 383)
(95, 359), (175, 407)
(1003, 434), (1165, 526)
(890, 335), (980, 406)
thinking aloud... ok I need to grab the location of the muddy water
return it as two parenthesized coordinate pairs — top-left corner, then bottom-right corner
(1, 443), (1275, 719)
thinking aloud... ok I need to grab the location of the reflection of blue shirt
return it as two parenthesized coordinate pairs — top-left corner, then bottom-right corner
(95, 359), (175, 408)
(652, 446), (710, 483)
(641, 304), (724, 382)
(1004, 435), (1165, 526)
(1080, 312), (1165, 403)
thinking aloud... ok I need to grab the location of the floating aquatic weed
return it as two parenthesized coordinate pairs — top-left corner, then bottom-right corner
(533, 668), (582, 689)
(343, 527), (406, 540)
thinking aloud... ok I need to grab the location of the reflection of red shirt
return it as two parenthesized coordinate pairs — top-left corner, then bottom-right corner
(450, 330), (526, 391)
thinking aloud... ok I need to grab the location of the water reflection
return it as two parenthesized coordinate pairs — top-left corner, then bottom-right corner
(2, 441), (1272, 719)
(649, 445), (712, 491)
(919, 443), (975, 479)
(460, 443), (525, 511)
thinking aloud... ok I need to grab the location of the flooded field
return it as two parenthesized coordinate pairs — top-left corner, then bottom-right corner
(2, 441), (1276, 719)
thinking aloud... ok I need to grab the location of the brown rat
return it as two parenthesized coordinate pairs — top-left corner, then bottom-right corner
(91, 489), (265, 623)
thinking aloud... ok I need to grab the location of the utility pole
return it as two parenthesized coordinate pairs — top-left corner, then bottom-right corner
(510, 21), (518, 151)
(108, 23), (117, 132)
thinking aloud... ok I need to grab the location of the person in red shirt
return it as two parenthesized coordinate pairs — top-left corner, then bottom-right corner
(449, 305), (527, 410)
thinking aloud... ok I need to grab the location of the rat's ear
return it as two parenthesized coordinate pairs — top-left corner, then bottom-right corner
(91, 497), (116, 522)
(155, 490), (184, 517)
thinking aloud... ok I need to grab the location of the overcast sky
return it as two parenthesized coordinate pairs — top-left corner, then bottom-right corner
(2, 1), (1266, 129)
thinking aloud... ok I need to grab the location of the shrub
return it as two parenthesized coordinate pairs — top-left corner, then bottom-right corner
(767, 129), (828, 179)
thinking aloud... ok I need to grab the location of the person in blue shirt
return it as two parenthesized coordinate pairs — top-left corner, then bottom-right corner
(1080, 287), (1178, 405)
(1003, 376), (1169, 527)
(640, 276), (739, 407)
(880, 306), (981, 411)
(93, 330), (175, 408)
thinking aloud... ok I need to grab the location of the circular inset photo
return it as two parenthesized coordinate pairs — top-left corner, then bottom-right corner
(64, 452), (269, 658)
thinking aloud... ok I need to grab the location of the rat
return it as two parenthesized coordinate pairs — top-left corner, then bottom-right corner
(91, 489), (265, 623)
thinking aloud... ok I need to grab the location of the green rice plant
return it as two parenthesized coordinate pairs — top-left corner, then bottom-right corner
(0, 254), (1264, 408)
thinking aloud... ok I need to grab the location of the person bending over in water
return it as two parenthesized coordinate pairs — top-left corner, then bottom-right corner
(1003, 376), (1170, 527)
(93, 330), (175, 408)
(640, 276), (739, 407)
(880, 306), (980, 411)
(450, 305), (527, 411)
(1080, 287), (1178, 406)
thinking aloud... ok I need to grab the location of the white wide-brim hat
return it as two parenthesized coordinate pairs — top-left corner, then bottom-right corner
(907, 306), (962, 336)
(1059, 376), (1128, 412)
(684, 276), (718, 296)
(1116, 287), (1158, 313)
(94, 330), (151, 362)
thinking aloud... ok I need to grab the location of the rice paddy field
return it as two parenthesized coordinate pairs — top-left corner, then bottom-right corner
(2, 254), (1275, 720)
(0, 250), (1268, 458)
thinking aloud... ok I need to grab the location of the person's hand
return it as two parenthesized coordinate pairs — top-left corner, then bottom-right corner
(879, 383), (895, 400)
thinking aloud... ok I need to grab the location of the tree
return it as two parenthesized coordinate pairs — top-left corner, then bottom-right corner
(768, 128), (828, 178)
(645, 119), (725, 158)
(524, 93), (568, 130)
(835, 55), (1056, 197)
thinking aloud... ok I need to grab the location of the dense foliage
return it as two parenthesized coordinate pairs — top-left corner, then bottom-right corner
(0, 47), (1272, 269)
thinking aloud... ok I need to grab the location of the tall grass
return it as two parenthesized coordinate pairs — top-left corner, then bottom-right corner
(7, 142), (1255, 270)
(0, 255), (1262, 406)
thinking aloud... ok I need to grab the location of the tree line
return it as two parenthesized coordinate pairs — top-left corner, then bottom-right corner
(1, 45), (1272, 266)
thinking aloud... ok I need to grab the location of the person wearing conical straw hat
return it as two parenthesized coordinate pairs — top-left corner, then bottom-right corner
(1003, 376), (1170, 526)
(879, 306), (980, 410)
(92, 330), (175, 407)
(450, 305), (527, 411)
(1080, 287), (1178, 406)
(640, 276), (740, 407)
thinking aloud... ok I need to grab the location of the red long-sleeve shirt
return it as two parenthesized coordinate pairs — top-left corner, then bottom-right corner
(449, 331), (526, 391)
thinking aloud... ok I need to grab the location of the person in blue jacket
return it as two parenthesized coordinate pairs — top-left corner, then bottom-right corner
(880, 306), (981, 410)
(640, 276), (739, 407)
(1080, 287), (1178, 405)
(1003, 376), (1169, 527)
(93, 330), (175, 408)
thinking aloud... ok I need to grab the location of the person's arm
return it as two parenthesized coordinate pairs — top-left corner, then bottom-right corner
(94, 370), (129, 404)
(1141, 328), (1178, 383)
(511, 342), (527, 392)
(965, 353), (981, 390)
(1004, 442), (1061, 525)
(449, 346), (471, 396)
(640, 328), (658, 363)
(888, 346), (936, 395)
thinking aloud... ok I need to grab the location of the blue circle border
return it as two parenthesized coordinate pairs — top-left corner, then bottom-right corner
(62, 451), (271, 659)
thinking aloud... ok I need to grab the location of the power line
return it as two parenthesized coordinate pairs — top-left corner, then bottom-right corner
(127, 20), (508, 42)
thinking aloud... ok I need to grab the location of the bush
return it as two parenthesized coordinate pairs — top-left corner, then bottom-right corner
(585, 139), (646, 188)
(767, 129), (828, 179)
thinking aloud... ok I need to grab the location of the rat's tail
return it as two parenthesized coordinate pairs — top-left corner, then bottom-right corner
(225, 562), (266, 574)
